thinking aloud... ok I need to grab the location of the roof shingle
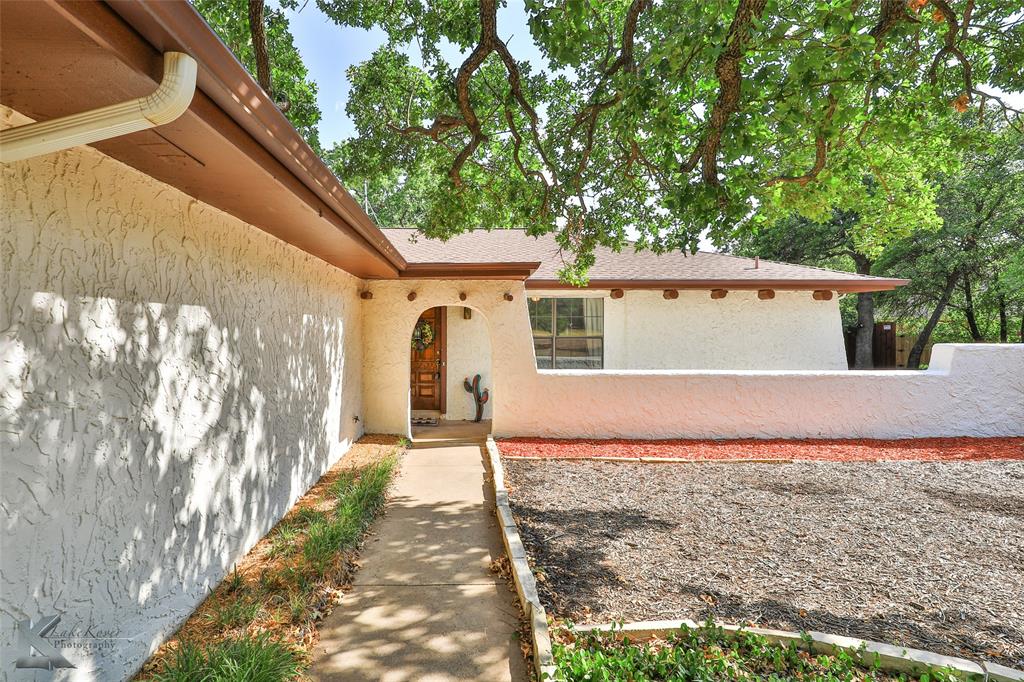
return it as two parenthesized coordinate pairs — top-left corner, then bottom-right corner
(380, 228), (907, 292)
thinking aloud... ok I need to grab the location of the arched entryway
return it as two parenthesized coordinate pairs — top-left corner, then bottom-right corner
(407, 304), (493, 440)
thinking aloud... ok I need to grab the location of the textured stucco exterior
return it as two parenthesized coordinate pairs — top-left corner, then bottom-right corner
(598, 289), (847, 370)
(361, 281), (535, 436)
(443, 306), (493, 421)
(1, 108), (363, 680)
(360, 281), (1023, 439)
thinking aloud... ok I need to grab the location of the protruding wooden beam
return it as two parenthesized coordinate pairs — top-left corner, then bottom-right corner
(663, 289), (679, 300)
(710, 289), (728, 300)
(610, 288), (624, 299)
(407, 291), (417, 301)
(459, 292), (467, 301)
(757, 289), (775, 300)
(359, 291), (373, 300)
(503, 292), (514, 302)
(812, 290), (834, 301)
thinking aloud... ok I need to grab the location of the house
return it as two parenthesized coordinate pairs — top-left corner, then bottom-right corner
(2, 2), (1020, 680)
(378, 228), (906, 424)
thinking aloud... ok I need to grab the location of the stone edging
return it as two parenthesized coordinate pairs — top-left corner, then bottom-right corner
(573, 620), (1024, 682)
(504, 455), (795, 464)
(485, 436), (557, 680)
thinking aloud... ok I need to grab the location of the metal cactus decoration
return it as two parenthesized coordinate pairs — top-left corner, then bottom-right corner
(463, 374), (490, 422)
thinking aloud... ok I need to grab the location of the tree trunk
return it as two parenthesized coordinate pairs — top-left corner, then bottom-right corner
(1020, 312), (1023, 343)
(854, 293), (874, 368)
(248, 0), (272, 93)
(852, 254), (874, 369)
(908, 274), (958, 369)
(962, 275), (984, 341)
(998, 292), (1007, 342)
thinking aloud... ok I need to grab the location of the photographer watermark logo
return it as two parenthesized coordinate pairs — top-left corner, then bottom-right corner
(15, 615), (75, 670)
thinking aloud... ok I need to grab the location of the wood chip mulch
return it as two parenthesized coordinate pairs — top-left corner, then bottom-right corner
(499, 436), (1024, 462)
(502, 457), (1024, 670)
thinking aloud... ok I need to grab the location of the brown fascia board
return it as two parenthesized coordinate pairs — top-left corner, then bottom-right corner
(525, 278), (910, 293)
(105, 0), (406, 272)
(387, 262), (543, 280)
(27, 0), (404, 277)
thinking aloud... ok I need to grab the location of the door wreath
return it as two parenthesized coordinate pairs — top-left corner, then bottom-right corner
(411, 320), (435, 351)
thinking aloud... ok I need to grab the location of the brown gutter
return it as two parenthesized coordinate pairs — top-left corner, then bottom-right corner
(390, 262), (543, 280)
(525, 278), (910, 293)
(104, 0), (406, 272)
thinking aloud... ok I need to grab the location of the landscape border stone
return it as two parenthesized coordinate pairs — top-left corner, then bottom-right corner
(573, 619), (1023, 682)
(486, 436), (556, 680)
(502, 455), (795, 464)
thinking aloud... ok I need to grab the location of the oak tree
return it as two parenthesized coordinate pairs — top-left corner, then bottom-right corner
(322, 0), (1023, 280)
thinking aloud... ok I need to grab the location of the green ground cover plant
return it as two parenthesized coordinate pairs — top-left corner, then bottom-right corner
(551, 623), (963, 682)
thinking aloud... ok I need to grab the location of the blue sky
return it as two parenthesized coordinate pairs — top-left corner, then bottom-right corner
(274, 0), (543, 147)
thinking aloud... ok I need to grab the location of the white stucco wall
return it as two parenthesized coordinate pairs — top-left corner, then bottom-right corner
(361, 281), (1023, 439)
(599, 289), (847, 370)
(0, 108), (363, 680)
(444, 306), (493, 421)
(528, 288), (846, 370)
(362, 281), (534, 436)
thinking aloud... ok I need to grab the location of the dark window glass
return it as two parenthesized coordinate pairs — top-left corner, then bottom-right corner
(533, 337), (553, 369)
(554, 337), (603, 369)
(528, 298), (553, 336)
(529, 297), (603, 369)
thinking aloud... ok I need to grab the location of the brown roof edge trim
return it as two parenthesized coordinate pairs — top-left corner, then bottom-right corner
(105, 0), (406, 271)
(525, 278), (911, 293)
(386, 261), (543, 281)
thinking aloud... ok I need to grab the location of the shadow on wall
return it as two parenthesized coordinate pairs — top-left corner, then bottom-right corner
(0, 149), (361, 678)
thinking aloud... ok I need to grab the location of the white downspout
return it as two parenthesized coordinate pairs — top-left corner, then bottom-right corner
(0, 52), (197, 163)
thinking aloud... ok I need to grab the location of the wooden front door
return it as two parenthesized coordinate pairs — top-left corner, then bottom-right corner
(410, 307), (446, 412)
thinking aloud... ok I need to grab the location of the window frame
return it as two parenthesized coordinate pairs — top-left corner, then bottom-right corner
(529, 297), (604, 370)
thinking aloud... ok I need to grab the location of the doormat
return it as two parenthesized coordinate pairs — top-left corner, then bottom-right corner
(411, 417), (438, 426)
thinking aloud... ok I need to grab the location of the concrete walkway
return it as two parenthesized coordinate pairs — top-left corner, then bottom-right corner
(309, 426), (528, 682)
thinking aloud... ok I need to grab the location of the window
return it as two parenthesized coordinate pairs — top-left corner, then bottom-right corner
(528, 297), (603, 369)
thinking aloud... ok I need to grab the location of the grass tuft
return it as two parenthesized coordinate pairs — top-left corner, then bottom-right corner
(152, 634), (300, 682)
(302, 456), (396, 574)
(203, 596), (261, 630)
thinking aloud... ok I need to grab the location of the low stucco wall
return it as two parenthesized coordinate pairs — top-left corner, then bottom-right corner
(360, 281), (1023, 439)
(503, 344), (1024, 439)
(444, 306), (494, 421)
(1, 108), (363, 679)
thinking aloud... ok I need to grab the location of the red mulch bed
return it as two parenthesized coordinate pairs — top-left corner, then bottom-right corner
(498, 436), (1024, 462)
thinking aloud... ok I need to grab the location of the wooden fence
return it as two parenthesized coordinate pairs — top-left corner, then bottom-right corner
(845, 322), (933, 368)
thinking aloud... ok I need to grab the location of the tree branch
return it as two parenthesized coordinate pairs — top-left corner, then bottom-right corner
(681, 0), (768, 187)
(765, 93), (838, 186)
(927, 0), (974, 99)
(248, 0), (272, 94)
